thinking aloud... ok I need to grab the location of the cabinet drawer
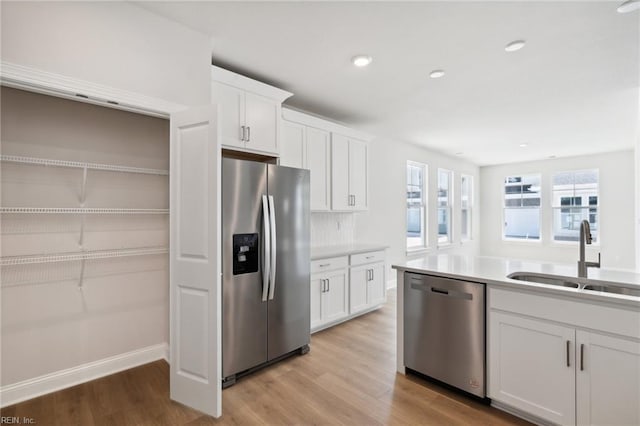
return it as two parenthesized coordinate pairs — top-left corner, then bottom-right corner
(311, 256), (348, 273)
(350, 250), (385, 266)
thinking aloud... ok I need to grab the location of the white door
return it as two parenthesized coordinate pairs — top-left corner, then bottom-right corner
(170, 105), (221, 417)
(576, 330), (640, 426)
(280, 121), (306, 169)
(349, 138), (368, 210)
(489, 312), (575, 426)
(310, 274), (323, 331)
(212, 82), (244, 149)
(349, 265), (369, 315)
(322, 270), (348, 324)
(306, 127), (330, 211)
(368, 262), (386, 306)
(244, 92), (279, 155)
(331, 133), (351, 210)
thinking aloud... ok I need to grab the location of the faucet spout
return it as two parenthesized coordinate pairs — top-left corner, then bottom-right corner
(578, 220), (600, 278)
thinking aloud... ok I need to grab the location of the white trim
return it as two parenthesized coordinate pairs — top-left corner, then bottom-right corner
(283, 107), (374, 142)
(0, 343), (168, 408)
(0, 61), (185, 118)
(211, 65), (292, 103)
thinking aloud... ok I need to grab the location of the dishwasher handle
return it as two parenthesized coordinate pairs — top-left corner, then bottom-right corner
(410, 282), (473, 300)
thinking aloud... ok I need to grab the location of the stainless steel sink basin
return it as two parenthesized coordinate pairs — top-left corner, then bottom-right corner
(507, 272), (581, 289)
(582, 284), (640, 298)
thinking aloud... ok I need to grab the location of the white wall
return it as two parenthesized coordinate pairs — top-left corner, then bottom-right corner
(0, 1), (211, 106)
(355, 137), (480, 285)
(1, 88), (169, 391)
(480, 150), (636, 270)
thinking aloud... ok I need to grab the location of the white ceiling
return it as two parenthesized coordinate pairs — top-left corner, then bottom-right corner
(136, 1), (639, 166)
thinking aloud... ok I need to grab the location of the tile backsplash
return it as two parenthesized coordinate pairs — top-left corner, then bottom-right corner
(311, 213), (355, 247)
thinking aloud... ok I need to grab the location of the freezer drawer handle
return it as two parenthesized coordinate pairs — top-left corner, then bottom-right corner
(261, 195), (271, 302)
(268, 195), (277, 300)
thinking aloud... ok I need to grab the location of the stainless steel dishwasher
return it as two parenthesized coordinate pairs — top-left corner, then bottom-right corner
(404, 272), (486, 398)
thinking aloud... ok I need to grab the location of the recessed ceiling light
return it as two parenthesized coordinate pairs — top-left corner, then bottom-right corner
(548, 155), (557, 159)
(505, 40), (526, 52)
(429, 70), (445, 79)
(352, 55), (372, 67)
(618, 0), (640, 13)
(519, 143), (528, 148)
(455, 152), (464, 156)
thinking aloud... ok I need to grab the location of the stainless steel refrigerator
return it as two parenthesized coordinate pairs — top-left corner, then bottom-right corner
(222, 157), (310, 387)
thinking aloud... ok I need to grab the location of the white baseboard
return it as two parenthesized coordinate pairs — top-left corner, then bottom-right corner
(0, 342), (168, 408)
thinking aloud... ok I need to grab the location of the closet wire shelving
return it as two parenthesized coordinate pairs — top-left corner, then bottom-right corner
(0, 155), (169, 286)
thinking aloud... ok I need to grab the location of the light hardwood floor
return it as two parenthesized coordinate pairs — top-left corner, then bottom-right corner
(2, 290), (531, 425)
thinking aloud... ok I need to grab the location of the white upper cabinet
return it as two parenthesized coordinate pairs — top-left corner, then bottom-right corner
(331, 133), (368, 211)
(282, 108), (371, 212)
(212, 66), (292, 156)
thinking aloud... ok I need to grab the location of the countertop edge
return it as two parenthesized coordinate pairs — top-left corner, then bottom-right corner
(393, 264), (640, 309)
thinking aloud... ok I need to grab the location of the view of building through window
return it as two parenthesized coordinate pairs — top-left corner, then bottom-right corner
(503, 174), (541, 240)
(438, 169), (453, 244)
(552, 170), (599, 242)
(406, 161), (427, 249)
(461, 174), (473, 241)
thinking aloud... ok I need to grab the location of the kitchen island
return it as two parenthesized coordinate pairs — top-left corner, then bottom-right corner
(392, 254), (640, 426)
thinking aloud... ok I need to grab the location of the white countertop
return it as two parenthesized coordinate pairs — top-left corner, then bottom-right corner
(311, 243), (388, 260)
(392, 254), (640, 307)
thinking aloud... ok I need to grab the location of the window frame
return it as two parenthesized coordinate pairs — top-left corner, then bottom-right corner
(502, 174), (542, 242)
(551, 169), (599, 245)
(437, 168), (453, 246)
(461, 174), (473, 242)
(406, 160), (428, 252)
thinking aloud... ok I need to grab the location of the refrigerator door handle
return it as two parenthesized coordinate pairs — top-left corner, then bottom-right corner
(268, 195), (277, 300)
(261, 195), (271, 302)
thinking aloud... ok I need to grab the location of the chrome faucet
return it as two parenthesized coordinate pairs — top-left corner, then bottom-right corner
(578, 220), (600, 278)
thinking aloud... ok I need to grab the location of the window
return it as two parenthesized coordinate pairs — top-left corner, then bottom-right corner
(438, 169), (453, 244)
(503, 174), (541, 240)
(552, 170), (598, 242)
(406, 161), (427, 250)
(461, 174), (473, 241)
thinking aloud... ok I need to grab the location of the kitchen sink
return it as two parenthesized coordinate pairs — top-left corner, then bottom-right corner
(507, 272), (582, 289)
(582, 284), (640, 297)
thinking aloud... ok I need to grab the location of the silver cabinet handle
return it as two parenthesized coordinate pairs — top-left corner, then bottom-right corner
(247, 126), (251, 142)
(353, 194), (356, 206)
(261, 195), (271, 302)
(371, 269), (374, 281)
(327, 278), (330, 292)
(566, 340), (571, 367)
(580, 344), (584, 371)
(268, 195), (277, 300)
(319, 263), (330, 267)
(241, 125), (246, 141)
(321, 279), (325, 293)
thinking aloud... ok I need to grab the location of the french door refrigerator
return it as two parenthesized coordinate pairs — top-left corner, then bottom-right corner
(222, 157), (310, 387)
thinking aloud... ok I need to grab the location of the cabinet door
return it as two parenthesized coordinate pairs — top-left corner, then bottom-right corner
(349, 138), (368, 210)
(576, 331), (640, 426)
(245, 92), (279, 155)
(331, 133), (351, 210)
(281, 121), (306, 169)
(310, 275), (324, 331)
(489, 312), (575, 426)
(322, 270), (348, 324)
(212, 82), (244, 149)
(349, 265), (369, 315)
(306, 127), (330, 211)
(368, 262), (386, 306)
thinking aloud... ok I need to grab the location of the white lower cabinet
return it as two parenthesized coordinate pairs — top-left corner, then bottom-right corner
(489, 312), (576, 426)
(350, 261), (385, 315)
(576, 330), (640, 426)
(311, 249), (386, 332)
(310, 266), (348, 331)
(489, 288), (640, 426)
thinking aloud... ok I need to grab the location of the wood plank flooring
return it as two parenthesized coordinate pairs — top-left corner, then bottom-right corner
(2, 290), (531, 425)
